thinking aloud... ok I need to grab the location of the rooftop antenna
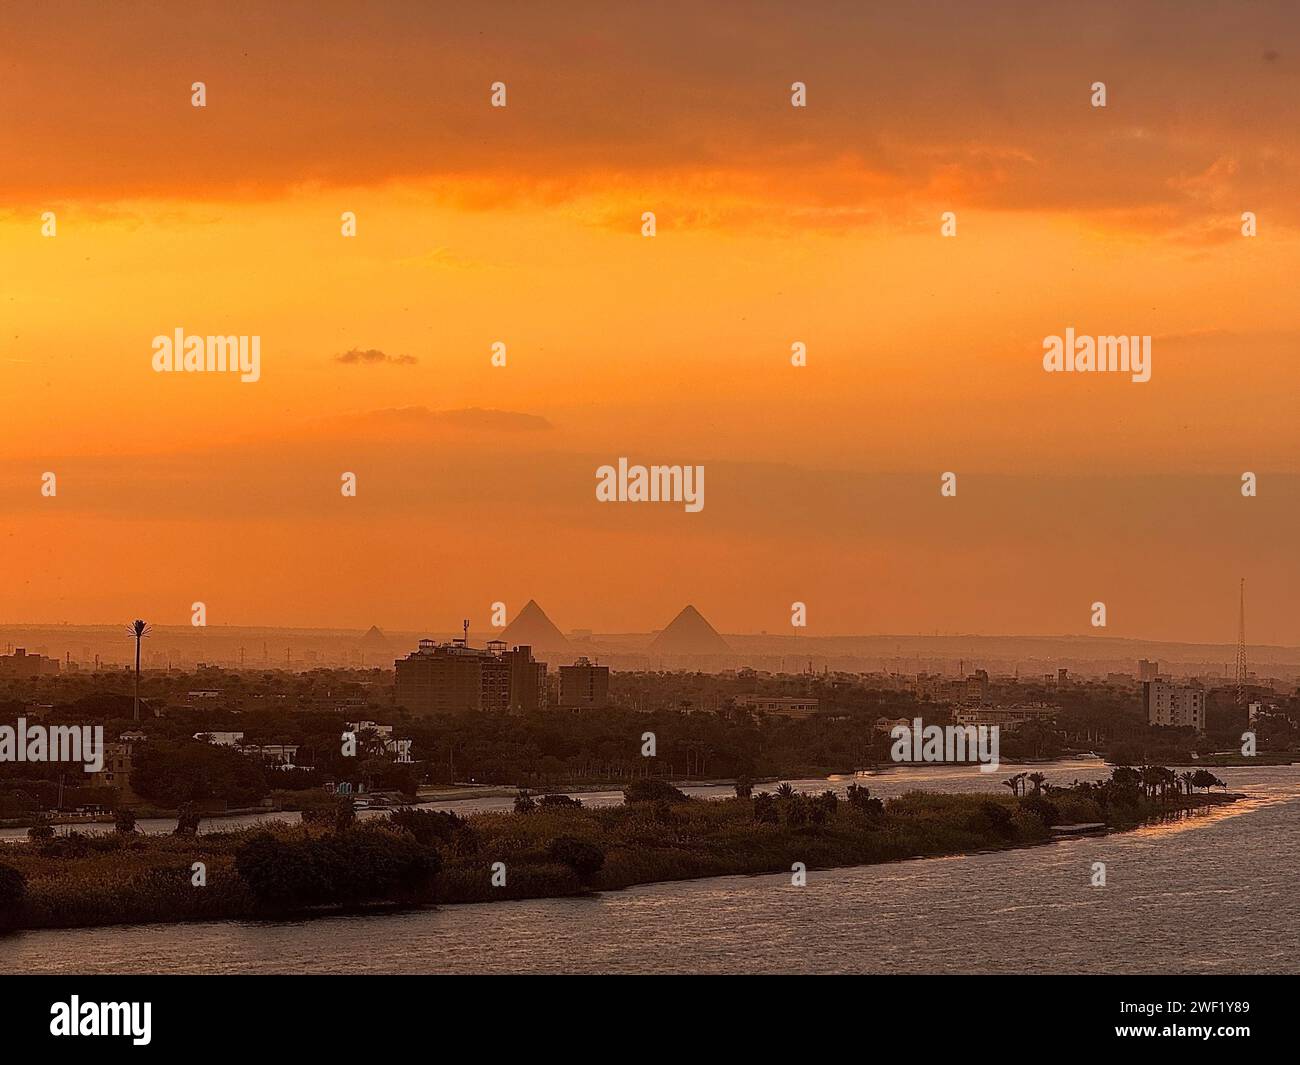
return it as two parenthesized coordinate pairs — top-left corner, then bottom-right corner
(1234, 578), (1247, 707)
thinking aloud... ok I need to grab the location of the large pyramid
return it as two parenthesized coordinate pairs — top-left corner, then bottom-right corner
(500, 600), (571, 651)
(648, 605), (731, 655)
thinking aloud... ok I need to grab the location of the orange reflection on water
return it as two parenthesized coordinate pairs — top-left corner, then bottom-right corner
(1127, 787), (1299, 841)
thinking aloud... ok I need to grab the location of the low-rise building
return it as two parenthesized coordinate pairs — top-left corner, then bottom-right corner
(238, 742), (299, 767)
(736, 694), (819, 720)
(0, 648), (60, 677)
(346, 721), (413, 763)
(195, 731), (244, 746)
(89, 741), (141, 803)
(954, 704), (1057, 730)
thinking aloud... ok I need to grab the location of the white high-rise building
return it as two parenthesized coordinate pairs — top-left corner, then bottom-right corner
(1143, 680), (1205, 733)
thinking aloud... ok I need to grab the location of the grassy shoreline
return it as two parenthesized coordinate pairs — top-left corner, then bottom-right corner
(0, 782), (1240, 933)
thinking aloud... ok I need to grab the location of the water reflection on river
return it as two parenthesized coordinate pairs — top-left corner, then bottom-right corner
(3, 759), (1297, 974)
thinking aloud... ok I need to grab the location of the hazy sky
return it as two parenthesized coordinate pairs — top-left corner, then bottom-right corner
(2, 1), (1298, 642)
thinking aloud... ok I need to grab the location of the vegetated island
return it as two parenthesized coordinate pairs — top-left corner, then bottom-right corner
(0, 767), (1237, 932)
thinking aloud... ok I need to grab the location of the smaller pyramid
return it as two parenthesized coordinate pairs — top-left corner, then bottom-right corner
(500, 600), (571, 650)
(649, 605), (731, 654)
(360, 625), (388, 645)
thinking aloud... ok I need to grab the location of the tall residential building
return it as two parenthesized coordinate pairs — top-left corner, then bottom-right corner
(1138, 659), (1159, 682)
(395, 638), (510, 715)
(1143, 680), (1205, 733)
(558, 657), (610, 710)
(500, 644), (547, 713)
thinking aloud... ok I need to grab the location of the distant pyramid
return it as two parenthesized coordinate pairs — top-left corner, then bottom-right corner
(360, 625), (388, 645)
(649, 605), (731, 654)
(500, 600), (571, 650)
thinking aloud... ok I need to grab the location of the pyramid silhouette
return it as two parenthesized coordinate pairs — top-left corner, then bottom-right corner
(360, 625), (388, 645)
(500, 600), (571, 650)
(649, 605), (731, 654)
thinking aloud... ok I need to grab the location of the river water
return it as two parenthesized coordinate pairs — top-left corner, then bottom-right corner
(3, 759), (1297, 974)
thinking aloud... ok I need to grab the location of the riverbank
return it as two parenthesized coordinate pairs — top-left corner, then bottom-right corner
(0, 780), (1239, 932)
(0, 803), (287, 831)
(0, 787), (419, 831)
(1178, 754), (1296, 767)
(0, 781), (723, 831)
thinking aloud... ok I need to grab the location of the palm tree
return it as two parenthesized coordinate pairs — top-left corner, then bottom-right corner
(1139, 764), (1163, 800)
(1027, 772), (1047, 795)
(775, 782), (795, 801)
(127, 619), (151, 721)
(1160, 767), (1178, 802)
(1002, 773), (1027, 797)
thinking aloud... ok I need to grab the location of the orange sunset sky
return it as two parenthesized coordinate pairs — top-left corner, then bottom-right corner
(2, 1), (1298, 643)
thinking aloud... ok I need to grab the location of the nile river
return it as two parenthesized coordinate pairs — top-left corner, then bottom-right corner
(3, 759), (1298, 974)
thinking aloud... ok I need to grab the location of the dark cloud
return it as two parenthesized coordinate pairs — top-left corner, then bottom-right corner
(358, 406), (552, 432)
(335, 349), (417, 366)
(4, 1), (1299, 233)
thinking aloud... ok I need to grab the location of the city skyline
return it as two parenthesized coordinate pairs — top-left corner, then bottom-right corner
(0, 606), (1286, 645)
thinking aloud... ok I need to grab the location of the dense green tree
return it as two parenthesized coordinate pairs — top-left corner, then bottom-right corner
(174, 803), (201, 836)
(537, 794), (583, 810)
(0, 863), (26, 924)
(1191, 769), (1226, 793)
(234, 829), (440, 909)
(130, 740), (268, 806)
(548, 837), (604, 882)
(623, 779), (687, 804)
